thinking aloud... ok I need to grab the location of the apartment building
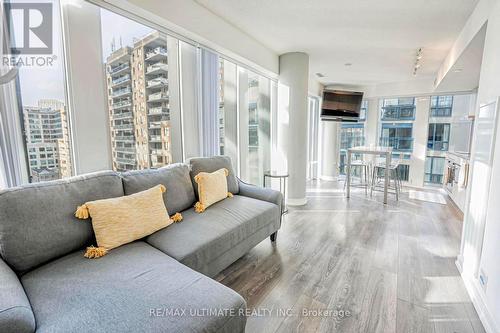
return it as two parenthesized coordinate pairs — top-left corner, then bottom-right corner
(105, 31), (171, 172)
(23, 100), (72, 182)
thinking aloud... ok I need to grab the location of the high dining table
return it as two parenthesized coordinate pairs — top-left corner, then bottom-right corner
(346, 146), (393, 204)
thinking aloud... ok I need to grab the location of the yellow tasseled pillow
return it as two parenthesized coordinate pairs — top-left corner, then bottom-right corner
(194, 168), (233, 213)
(75, 184), (183, 258)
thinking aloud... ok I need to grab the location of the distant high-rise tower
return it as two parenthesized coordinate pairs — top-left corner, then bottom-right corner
(23, 100), (72, 182)
(104, 31), (171, 171)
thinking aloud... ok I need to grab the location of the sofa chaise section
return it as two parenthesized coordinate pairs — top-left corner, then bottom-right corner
(21, 242), (246, 333)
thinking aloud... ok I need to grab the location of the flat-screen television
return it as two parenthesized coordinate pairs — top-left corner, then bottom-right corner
(321, 90), (363, 122)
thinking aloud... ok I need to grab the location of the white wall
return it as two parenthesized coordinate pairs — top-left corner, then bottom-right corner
(457, 0), (500, 332)
(474, 0), (500, 330)
(102, 0), (279, 76)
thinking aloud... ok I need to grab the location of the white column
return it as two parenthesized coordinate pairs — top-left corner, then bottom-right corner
(408, 96), (430, 187)
(62, 1), (111, 174)
(365, 98), (379, 146)
(320, 121), (340, 180)
(278, 52), (309, 206)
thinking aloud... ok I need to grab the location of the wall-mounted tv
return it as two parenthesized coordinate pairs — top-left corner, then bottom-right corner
(321, 90), (363, 122)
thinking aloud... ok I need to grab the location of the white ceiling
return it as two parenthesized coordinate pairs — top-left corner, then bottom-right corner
(195, 0), (479, 86)
(435, 24), (486, 93)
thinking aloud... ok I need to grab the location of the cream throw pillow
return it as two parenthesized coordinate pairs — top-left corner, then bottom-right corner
(75, 184), (172, 258)
(194, 168), (233, 213)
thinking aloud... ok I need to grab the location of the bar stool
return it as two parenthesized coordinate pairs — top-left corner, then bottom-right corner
(370, 154), (403, 200)
(343, 159), (371, 195)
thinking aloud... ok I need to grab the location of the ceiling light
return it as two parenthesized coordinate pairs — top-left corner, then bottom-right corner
(344, 63), (352, 66)
(413, 48), (423, 76)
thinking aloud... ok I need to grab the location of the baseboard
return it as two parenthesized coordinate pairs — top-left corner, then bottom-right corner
(287, 197), (307, 206)
(458, 266), (499, 333)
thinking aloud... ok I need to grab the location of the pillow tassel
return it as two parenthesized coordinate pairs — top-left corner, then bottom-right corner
(171, 212), (183, 223)
(75, 204), (89, 219)
(227, 192), (233, 198)
(84, 246), (107, 259)
(194, 202), (205, 213)
(159, 184), (166, 193)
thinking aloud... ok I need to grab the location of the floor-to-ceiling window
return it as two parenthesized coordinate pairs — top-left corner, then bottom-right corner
(379, 97), (416, 182)
(1, 0), (276, 187)
(425, 156), (446, 184)
(3, 0), (73, 183)
(238, 68), (271, 185)
(424, 95), (454, 184)
(428, 123), (450, 151)
(430, 95), (453, 117)
(339, 123), (365, 175)
(99, 9), (178, 171)
(217, 60), (272, 185)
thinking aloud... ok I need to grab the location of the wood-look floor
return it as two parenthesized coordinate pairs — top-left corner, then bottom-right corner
(215, 180), (486, 333)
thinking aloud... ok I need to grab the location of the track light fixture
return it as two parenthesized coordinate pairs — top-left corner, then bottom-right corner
(413, 48), (423, 76)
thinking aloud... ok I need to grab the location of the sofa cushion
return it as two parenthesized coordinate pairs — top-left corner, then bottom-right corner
(194, 168), (231, 212)
(122, 163), (196, 214)
(147, 195), (280, 276)
(189, 156), (239, 196)
(0, 171), (123, 274)
(77, 185), (172, 254)
(21, 242), (247, 333)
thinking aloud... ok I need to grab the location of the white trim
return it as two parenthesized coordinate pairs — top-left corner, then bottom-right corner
(287, 197), (308, 206)
(458, 265), (500, 333)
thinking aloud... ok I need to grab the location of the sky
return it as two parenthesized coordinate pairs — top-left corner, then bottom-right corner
(17, 3), (153, 107)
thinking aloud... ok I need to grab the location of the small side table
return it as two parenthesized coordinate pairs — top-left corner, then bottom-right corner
(263, 171), (289, 214)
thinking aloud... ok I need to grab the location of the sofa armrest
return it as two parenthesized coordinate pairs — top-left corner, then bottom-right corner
(237, 179), (283, 213)
(0, 258), (35, 333)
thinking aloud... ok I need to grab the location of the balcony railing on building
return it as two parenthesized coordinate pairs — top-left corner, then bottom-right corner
(149, 121), (162, 129)
(112, 74), (131, 86)
(150, 148), (164, 155)
(112, 87), (132, 97)
(147, 77), (168, 88)
(430, 106), (452, 117)
(148, 92), (169, 102)
(381, 104), (415, 120)
(114, 146), (135, 153)
(112, 100), (132, 109)
(145, 47), (167, 60)
(146, 63), (168, 74)
(113, 111), (133, 120)
(109, 63), (130, 75)
(427, 140), (449, 151)
(380, 137), (414, 152)
(116, 156), (136, 164)
(114, 135), (135, 142)
(148, 107), (169, 115)
(113, 123), (134, 130)
(149, 135), (162, 142)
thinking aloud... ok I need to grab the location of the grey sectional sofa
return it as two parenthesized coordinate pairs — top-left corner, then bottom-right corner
(0, 156), (282, 333)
